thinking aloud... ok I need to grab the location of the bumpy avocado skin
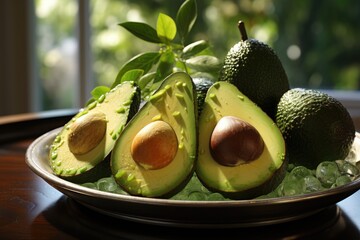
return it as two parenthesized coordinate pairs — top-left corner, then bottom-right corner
(276, 88), (355, 169)
(219, 39), (289, 120)
(197, 81), (287, 199)
(192, 77), (214, 116)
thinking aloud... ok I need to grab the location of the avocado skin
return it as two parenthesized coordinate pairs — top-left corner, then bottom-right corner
(276, 88), (355, 169)
(192, 77), (214, 116)
(126, 85), (142, 122)
(219, 39), (289, 120)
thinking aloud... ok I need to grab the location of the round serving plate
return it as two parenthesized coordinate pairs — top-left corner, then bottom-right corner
(26, 128), (360, 228)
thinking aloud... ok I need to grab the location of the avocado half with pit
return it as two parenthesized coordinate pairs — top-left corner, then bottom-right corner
(49, 81), (140, 183)
(111, 72), (197, 198)
(196, 81), (287, 199)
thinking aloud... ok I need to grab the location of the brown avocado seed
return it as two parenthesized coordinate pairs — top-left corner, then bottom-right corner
(68, 111), (107, 155)
(210, 116), (264, 166)
(131, 120), (178, 170)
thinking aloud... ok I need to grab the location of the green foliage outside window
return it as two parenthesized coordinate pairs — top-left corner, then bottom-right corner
(36, 0), (360, 109)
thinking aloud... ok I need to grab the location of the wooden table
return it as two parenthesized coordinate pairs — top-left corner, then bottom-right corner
(1, 110), (360, 239)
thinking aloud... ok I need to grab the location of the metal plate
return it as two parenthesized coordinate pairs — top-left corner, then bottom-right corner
(26, 128), (360, 228)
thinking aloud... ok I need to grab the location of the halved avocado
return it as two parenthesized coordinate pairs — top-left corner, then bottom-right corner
(196, 81), (287, 199)
(111, 72), (197, 198)
(49, 81), (140, 183)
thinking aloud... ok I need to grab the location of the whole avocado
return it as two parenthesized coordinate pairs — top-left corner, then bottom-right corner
(192, 76), (214, 116)
(276, 88), (355, 169)
(219, 21), (289, 120)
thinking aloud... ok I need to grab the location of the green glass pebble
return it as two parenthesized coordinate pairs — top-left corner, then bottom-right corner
(341, 162), (359, 177)
(207, 193), (227, 201)
(281, 179), (303, 196)
(334, 175), (352, 187)
(289, 166), (314, 180)
(188, 192), (206, 201)
(96, 177), (118, 192)
(303, 175), (323, 193)
(316, 161), (341, 188)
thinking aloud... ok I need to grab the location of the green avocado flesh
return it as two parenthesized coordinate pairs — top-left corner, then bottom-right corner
(196, 81), (287, 199)
(49, 81), (140, 183)
(111, 72), (197, 197)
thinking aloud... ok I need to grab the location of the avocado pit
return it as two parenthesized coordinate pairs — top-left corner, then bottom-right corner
(131, 120), (178, 170)
(210, 116), (264, 166)
(68, 111), (107, 155)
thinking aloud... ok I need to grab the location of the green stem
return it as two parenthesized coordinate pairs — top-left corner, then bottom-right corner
(180, 60), (188, 74)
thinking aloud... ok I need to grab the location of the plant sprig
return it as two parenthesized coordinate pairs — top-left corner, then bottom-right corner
(88, 0), (221, 103)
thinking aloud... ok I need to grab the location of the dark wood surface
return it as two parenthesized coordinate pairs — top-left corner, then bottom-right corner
(1, 110), (360, 239)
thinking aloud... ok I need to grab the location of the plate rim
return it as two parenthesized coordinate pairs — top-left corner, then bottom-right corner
(25, 128), (360, 207)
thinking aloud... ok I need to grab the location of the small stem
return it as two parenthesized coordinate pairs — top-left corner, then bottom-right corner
(180, 60), (189, 74)
(238, 21), (248, 41)
(175, 53), (188, 74)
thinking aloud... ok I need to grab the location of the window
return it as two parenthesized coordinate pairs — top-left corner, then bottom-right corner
(36, 0), (79, 110)
(33, 0), (360, 112)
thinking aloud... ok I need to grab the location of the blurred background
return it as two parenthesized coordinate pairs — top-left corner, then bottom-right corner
(0, 0), (359, 116)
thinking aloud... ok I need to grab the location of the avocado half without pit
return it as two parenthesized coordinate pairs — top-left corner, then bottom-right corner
(210, 116), (264, 166)
(111, 72), (197, 198)
(48, 81), (140, 183)
(196, 81), (287, 199)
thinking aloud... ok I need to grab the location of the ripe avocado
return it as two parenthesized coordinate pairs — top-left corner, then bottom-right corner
(196, 81), (287, 199)
(111, 72), (197, 197)
(275, 88), (355, 169)
(49, 81), (140, 183)
(192, 76), (215, 116)
(219, 21), (289, 120)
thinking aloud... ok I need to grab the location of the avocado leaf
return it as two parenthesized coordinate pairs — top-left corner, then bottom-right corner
(182, 40), (209, 59)
(185, 55), (222, 73)
(91, 86), (110, 100)
(119, 22), (161, 43)
(112, 52), (161, 88)
(176, 0), (197, 43)
(157, 13), (177, 43)
(120, 69), (144, 83)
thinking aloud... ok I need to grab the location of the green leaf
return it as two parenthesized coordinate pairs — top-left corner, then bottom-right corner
(91, 86), (110, 100)
(182, 40), (209, 59)
(185, 55), (222, 72)
(119, 22), (161, 43)
(112, 52), (161, 88)
(157, 13), (177, 42)
(120, 69), (144, 83)
(154, 51), (175, 82)
(176, 0), (197, 42)
(85, 98), (96, 107)
(138, 72), (157, 89)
